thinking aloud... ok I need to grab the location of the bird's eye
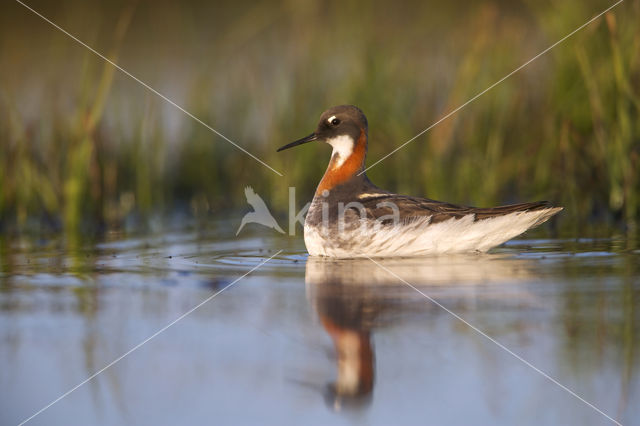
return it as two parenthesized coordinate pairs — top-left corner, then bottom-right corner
(331, 118), (340, 126)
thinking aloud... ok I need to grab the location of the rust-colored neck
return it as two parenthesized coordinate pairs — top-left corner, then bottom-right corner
(315, 128), (367, 196)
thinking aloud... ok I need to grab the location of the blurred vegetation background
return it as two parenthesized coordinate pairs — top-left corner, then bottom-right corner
(1, 0), (639, 238)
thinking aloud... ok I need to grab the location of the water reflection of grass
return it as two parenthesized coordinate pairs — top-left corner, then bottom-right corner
(0, 0), (638, 237)
(559, 248), (638, 419)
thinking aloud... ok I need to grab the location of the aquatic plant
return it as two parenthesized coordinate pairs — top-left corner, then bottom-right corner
(0, 0), (638, 237)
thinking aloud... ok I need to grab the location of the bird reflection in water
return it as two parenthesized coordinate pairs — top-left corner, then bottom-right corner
(311, 275), (379, 410)
(305, 254), (538, 411)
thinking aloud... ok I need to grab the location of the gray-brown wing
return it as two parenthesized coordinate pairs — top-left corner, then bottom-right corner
(356, 194), (555, 224)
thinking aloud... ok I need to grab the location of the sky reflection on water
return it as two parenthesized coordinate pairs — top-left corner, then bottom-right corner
(0, 232), (638, 425)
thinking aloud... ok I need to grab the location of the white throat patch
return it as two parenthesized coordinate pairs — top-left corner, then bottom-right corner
(326, 135), (354, 168)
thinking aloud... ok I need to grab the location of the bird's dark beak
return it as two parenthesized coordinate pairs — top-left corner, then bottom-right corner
(277, 133), (318, 152)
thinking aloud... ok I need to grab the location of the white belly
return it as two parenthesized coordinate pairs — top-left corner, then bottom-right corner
(304, 208), (560, 258)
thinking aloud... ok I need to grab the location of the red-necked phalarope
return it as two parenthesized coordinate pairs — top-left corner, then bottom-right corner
(278, 105), (562, 257)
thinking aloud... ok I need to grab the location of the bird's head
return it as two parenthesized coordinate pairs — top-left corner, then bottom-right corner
(277, 105), (368, 170)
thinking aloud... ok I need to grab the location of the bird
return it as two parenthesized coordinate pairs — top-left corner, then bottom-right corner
(236, 186), (285, 235)
(277, 105), (562, 257)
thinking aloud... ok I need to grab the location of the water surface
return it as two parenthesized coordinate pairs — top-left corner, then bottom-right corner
(1, 230), (638, 425)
